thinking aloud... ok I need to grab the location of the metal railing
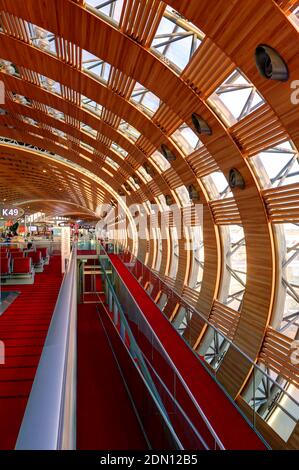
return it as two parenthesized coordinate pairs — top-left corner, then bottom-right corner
(15, 245), (77, 450)
(100, 252), (225, 449)
(107, 242), (299, 447)
(99, 264), (185, 449)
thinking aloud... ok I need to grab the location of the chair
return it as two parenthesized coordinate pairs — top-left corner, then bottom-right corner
(0, 258), (10, 276)
(36, 247), (49, 265)
(10, 251), (24, 259)
(10, 258), (35, 284)
(28, 251), (44, 272)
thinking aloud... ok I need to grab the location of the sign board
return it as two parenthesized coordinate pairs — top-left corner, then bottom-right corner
(1, 207), (24, 219)
(61, 226), (71, 273)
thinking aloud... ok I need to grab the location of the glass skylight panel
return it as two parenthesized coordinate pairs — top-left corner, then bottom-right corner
(137, 165), (152, 183)
(39, 74), (61, 95)
(175, 185), (191, 207)
(52, 128), (66, 139)
(27, 23), (57, 55)
(152, 10), (202, 71)
(118, 120), (141, 142)
(111, 142), (127, 158)
(46, 105), (65, 121)
(149, 150), (170, 172)
(129, 176), (139, 190)
(130, 83), (161, 116)
(208, 70), (264, 126)
(251, 142), (299, 189)
(0, 59), (19, 76)
(18, 115), (38, 127)
(81, 141), (95, 153)
(82, 49), (111, 83)
(278, 223), (299, 340)
(106, 156), (119, 170)
(188, 226), (204, 292)
(221, 225), (247, 311)
(12, 94), (31, 106)
(201, 171), (232, 200)
(171, 123), (202, 155)
(80, 122), (97, 137)
(81, 95), (102, 115)
(86, 0), (124, 25)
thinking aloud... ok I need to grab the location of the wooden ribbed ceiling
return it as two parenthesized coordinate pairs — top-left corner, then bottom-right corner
(0, 0), (298, 449)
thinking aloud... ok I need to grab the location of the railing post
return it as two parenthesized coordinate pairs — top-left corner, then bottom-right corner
(113, 302), (118, 326)
(108, 289), (113, 312)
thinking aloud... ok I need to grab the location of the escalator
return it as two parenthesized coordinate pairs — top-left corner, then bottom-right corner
(77, 303), (148, 450)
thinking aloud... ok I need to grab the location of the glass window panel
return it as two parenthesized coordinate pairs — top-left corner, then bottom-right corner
(201, 171), (232, 200)
(82, 49), (111, 83)
(208, 70), (264, 126)
(149, 150), (170, 172)
(152, 14), (202, 71)
(250, 142), (299, 189)
(87, 0), (124, 24)
(130, 83), (161, 116)
(171, 123), (202, 155)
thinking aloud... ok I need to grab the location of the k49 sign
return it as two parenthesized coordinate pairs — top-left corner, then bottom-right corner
(1, 207), (24, 219)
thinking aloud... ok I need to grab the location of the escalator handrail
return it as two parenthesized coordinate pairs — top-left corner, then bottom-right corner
(15, 245), (77, 450)
(101, 248), (226, 450)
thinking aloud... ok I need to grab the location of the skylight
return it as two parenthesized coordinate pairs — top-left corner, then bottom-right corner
(251, 141), (299, 189)
(137, 165), (152, 183)
(82, 49), (111, 83)
(171, 123), (203, 155)
(118, 120), (141, 142)
(111, 141), (128, 158)
(152, 7), (203, 71)
(28, 23), (57, 55)
(201, 171), (232, 200)
(130, 83), (161, 116)
(86, 0), (124, 25)
(208, 70), (264, 126)
(39, 74), (61, 95)
(106, 156), (119, 170)
(149, 150), (171, 172)
(81, 95), (102, 115)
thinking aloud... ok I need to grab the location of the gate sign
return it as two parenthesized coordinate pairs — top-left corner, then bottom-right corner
(1, 207), (24, 219)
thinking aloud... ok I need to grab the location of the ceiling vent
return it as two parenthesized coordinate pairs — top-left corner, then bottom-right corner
(165, 194), (174, 206)
(191, 113), (212, 135)
(188, 184), (200, 201)
(255, 45), (289, 82)
(160, 144), (176, 161)
(229, 168), (245, 190)
(143, 163), (155, 176)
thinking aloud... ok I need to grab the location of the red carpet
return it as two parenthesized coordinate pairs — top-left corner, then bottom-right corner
(109, 254), (266, 450)
(77, 302), (148, 450)
(0, 256), (63, 450)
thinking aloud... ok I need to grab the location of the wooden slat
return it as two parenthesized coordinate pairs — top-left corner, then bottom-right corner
(259, 327), (299, 386)
(209, 197), (242, 225)
(230, 104), (289, 156)
(209, 300), (241, 340)
(263, 183), (299, 223)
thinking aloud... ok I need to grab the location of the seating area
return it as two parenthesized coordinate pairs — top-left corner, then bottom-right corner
(0, 245), (50, 285)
